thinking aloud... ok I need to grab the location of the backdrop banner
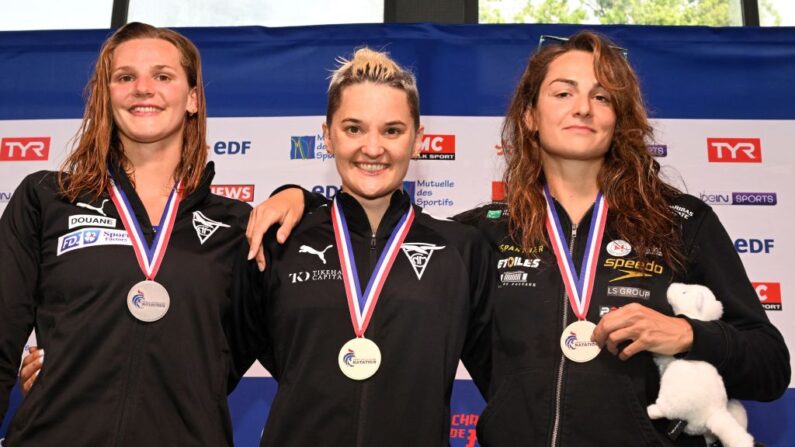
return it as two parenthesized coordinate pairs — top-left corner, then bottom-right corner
(1, 23), (793, 446)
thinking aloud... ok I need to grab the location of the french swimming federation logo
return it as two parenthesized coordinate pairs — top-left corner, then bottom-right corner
(290, 136), (316, 159)
(343, 349), (356, 367)
(132, 290), (145, 309)
(565, 332), (598, 350)
(401, 243), (446, 280)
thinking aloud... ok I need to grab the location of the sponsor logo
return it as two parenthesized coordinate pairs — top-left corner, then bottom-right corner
(192, 211), (231, 244)
(599, 306), (619, 317)
(418, 134), (455, 160)
(68, 214), (116, 229)
(299, 244), (333, 264)
(565, 332), (598, 350)
(754, 282), (781, 311)
(497, 256), (541, 269)
(0, 137), (50, 161)
(403, 179), (455, 208)
(76, 199), (110, 216)
(401, 242), (446, 280)
(648, 144), (667, 157)
(0, 191), (12, 203)
(603, 258), (664, 282)
(312, 184), (341, 200)
(213, 140), (251, 155)
(606, 286), (650, 300)
(498, 244), (543, 255)
(707, 138), (761, 163)
(492, 181), (505, 202)
(56, 228), (131, 256)
(288, 269), (342, 283)
(450, 413), (479, 447)
(290, 135), (332, 161)
(670, 204), (693, 219)
(487, 209), (502, 219)
(606, 239), (631, 257)
(734, 238), (774, 254)
(131, 289), (167, 309)
(501, 271), (528, 282)
(210, 184), (255, 202)
(342, 348), (377, 367)
(698, 192), (777, 206)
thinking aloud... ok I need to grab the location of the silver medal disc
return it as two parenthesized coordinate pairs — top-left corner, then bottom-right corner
(127, 280), (170, 322)
(338, 337), (381, 380)
(560, 320), (601, 363)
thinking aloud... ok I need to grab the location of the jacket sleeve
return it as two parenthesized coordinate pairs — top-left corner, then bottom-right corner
(0, 174), (42, 423)
(460, 228), (495, 399)
(682, 207), (790, 401)
(226, 236), (273, 393)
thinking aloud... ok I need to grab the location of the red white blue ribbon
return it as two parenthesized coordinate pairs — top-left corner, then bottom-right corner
(543, 185), (608, 320)
(331, 197), (414, 337)
(108, 176), (182, 281)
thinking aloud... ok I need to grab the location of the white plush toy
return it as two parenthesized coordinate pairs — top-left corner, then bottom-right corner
(647, 283), (754, 447)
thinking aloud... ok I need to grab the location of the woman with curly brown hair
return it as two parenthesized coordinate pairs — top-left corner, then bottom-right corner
(0, 22), (251, 445)
(453, 30), (788, 446)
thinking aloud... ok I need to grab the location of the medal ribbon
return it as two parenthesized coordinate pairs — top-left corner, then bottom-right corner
(108, 175), (182, 281)
(331, 197), (414, 337)
(543, 185), (608, 320)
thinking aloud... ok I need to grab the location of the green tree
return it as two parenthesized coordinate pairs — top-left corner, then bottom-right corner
(479, 0), (782, 26)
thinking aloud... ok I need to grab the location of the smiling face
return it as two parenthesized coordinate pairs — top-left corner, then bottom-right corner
(324, 81), (423, 206)
(109, 38), (197, 151)
(527, 50), (616, 164)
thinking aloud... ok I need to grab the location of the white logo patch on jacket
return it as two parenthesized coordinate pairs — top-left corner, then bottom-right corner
(192, 211), (230, 244)
(400, 242), (445, 280)
(299, 244), (333, 264)
(76, 199), (110, 216)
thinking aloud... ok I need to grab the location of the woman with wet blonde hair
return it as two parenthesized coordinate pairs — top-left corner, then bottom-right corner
(232, 47), (493, 446)
(0, 22), (250, 445)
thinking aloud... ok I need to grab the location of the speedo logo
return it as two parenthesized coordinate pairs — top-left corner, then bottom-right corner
(603, 258), (664, 282)
(497, 256), (540, 269)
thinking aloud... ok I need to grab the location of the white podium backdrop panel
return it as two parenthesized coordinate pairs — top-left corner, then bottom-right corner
(1, 24), (793, 446)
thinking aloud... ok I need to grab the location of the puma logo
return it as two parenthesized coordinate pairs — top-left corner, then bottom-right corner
(76, 199), (109, 216)
(299, 244), (333, 264)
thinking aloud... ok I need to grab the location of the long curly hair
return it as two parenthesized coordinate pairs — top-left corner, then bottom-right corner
(58, 22), (208, 201)
(502, 30), (683, 270)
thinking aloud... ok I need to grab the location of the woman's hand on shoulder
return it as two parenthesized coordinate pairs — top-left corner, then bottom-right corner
(246, 188), (305, 271)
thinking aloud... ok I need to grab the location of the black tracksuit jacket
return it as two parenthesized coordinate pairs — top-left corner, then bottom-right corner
(0, 164), (250, 446)
(454, 194), (790, 447)
(231, 190), (494, 447)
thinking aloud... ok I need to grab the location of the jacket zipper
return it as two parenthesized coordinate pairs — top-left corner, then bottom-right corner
(550, 222), (577, 447)
(355, 233), (378, 447)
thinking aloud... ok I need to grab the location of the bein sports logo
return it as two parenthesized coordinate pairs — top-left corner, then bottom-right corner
(707, 138), (761, 163)
(418, 134), (455, 160)
(754, 282), (781, 311)
(0, 137), (50, 161)
(699, 192), (777, 206)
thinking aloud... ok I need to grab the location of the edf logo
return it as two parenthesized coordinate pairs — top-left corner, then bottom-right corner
(213, 141), (251, 155)
(707, 138), (761, 163)
(311, 184), (340, 199)
(0, 137), (50, 161)
(734, 238), (774, 254)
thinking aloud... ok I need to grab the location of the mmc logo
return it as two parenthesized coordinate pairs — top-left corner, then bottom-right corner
(418, 135), (455, 160)
(290, 135), (316, 159)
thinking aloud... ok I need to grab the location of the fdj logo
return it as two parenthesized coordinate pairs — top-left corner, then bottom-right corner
(290, 136), (316, 159)
(312, 185), (340, 199)
(213, 141), (251, 155)
(707, 138), (761, 163)
(0, 137), (50, 161)
(734, 238), (774, 254)
(418, 135), (455, 160)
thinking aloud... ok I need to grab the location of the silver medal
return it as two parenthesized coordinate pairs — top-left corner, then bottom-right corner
(127, 280), (170, 322)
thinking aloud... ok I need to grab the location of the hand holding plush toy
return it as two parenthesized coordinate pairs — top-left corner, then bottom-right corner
(647, 283), (754, 447)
